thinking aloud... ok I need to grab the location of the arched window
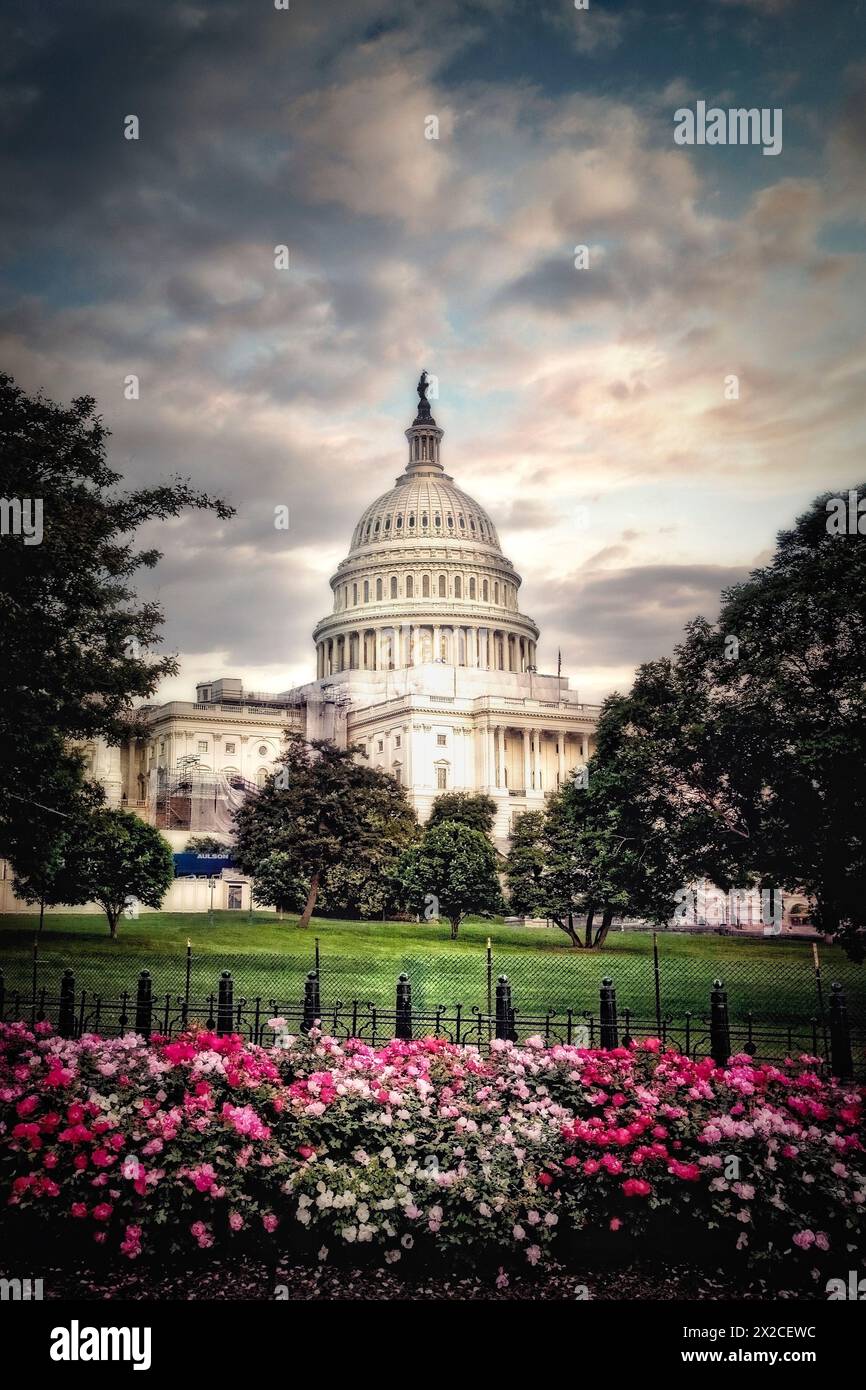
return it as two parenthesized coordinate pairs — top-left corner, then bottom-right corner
(406, 575), (414, 598)
(408, 514), (415, 529)
(390, 575), (398, 598)
(352, 583), (358, 605)
(438, 574), (446, 597)
(364, 580), (370, 602)
(494, 582), (500, 604)
(422, 574), (431, 598)
(256, 768), (268, 789)
(469, 576), (476, 599)
(454, 576), (462, 598)
(482, 579), (489, 601)
(396, 515), (403, 529)
(376, 577), (383, 600)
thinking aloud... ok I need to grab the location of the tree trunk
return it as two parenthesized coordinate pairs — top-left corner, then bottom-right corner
(298, 872), (320, 929)
(450, 915), (460, 940)
(552, 915), (580, 946)
(584, 906), (595, 947)
(38, 897), (45, 936)
(592, 905), (616, 948)
(107, 909), (118, 940)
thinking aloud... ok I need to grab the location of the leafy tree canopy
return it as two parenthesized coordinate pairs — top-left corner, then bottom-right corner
(398, 820), (504, 939)
(233, 736), (418, 927)
(0, 372), (233, 846)
(427, 791), (498, 838)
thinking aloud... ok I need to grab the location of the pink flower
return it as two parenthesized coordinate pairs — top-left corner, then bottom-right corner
(609, 1218), (622, 1231)
(793, 1230), (816, 1249)
(262, 1213), (278, 1233)
(621, 1178), (652, 1198)
(92, 1202), (113, 1222)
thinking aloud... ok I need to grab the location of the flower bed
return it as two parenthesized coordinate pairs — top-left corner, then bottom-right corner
(1, 1020), (863, 1278)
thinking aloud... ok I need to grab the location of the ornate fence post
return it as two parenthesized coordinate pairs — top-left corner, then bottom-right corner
(495, 975), (517, 1042)
(217, 971), (234, 1036)
(709, 978), (731, 1067)
(134, 970), (153, 1036)
(599, 977), (618, 1049)
(829, 982), (854, 1083)
(301, 970), (321, 1035)
(395, 973), (412, 1040)
(58, 968), (76, 1039)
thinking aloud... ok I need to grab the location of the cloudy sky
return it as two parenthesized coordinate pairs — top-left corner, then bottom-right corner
(2, 0), (865, 705)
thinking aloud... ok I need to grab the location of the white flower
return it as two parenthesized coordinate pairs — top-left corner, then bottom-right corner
(342, 1226), (358, 1243)
(384, 1249), (401, 1263)
(317, 1246), (329, 1261)
(401, 1234), (414, 1249)
(513, 1224), (526, 1241)
(356, 1202), (370, 1223)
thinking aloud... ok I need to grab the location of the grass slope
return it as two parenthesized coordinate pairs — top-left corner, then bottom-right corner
(0, 912), (862, 1033)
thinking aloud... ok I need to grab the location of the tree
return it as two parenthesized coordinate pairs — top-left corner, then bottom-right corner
(6, 743), (104, 933)
(426, 792), (498, 838)
(505, 793), (616, 947)
(233, 736), (418, 928)
(250, 852), (307, 920)
(504, 810), (547, 917)
(185, 835), (230, 855)
(677, 488), (866, 958)
(398, 821), (504, 939)
(70, 809), (174, 938)
(0, 372), (233, 851)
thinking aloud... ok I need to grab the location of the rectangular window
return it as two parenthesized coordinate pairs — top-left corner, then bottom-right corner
(437, 734), (447, 746)
(436, 767), (447, 790)
(377, 739), (383, 752)
(227, 884), (242, 910)
(394, 735), (401, 748)
(197, 741), (207, 753)
(225, 742), (236, 755)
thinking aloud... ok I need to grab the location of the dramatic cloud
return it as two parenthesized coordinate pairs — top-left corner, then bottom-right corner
(1, 0), (864, 705)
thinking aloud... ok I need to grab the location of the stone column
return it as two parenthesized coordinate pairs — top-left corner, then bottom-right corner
(375, 629), (383, 670)
(557, 732), (566, 787)
(497, 726), (507, 789)
(522, 728), (531, 795)
(433, 625), (441, 661)
(533, 731), (542, 791)
(581, 732), (589, 761)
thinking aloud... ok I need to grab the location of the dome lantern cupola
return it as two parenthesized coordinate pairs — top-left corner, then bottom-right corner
(405, 370), (444, 473)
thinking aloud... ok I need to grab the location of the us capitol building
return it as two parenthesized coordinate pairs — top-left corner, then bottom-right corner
(88, 376), (601, 850)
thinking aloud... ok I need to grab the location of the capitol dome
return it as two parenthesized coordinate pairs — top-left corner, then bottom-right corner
(312, 374), (539, 677)
(351, 475), (500, 552)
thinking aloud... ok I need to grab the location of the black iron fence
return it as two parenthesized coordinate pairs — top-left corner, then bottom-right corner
(1, 962), (860, 1081)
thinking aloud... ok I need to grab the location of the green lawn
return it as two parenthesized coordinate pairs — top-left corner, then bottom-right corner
(1, 911), (863, 1034)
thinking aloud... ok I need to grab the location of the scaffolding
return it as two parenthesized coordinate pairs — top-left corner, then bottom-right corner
(150, 759), (257, 833)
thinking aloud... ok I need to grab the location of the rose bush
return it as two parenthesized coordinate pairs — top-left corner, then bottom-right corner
(1, 1020), (862, 1276)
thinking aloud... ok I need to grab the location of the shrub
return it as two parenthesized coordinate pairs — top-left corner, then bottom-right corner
(1, 1022), (862, 1279)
